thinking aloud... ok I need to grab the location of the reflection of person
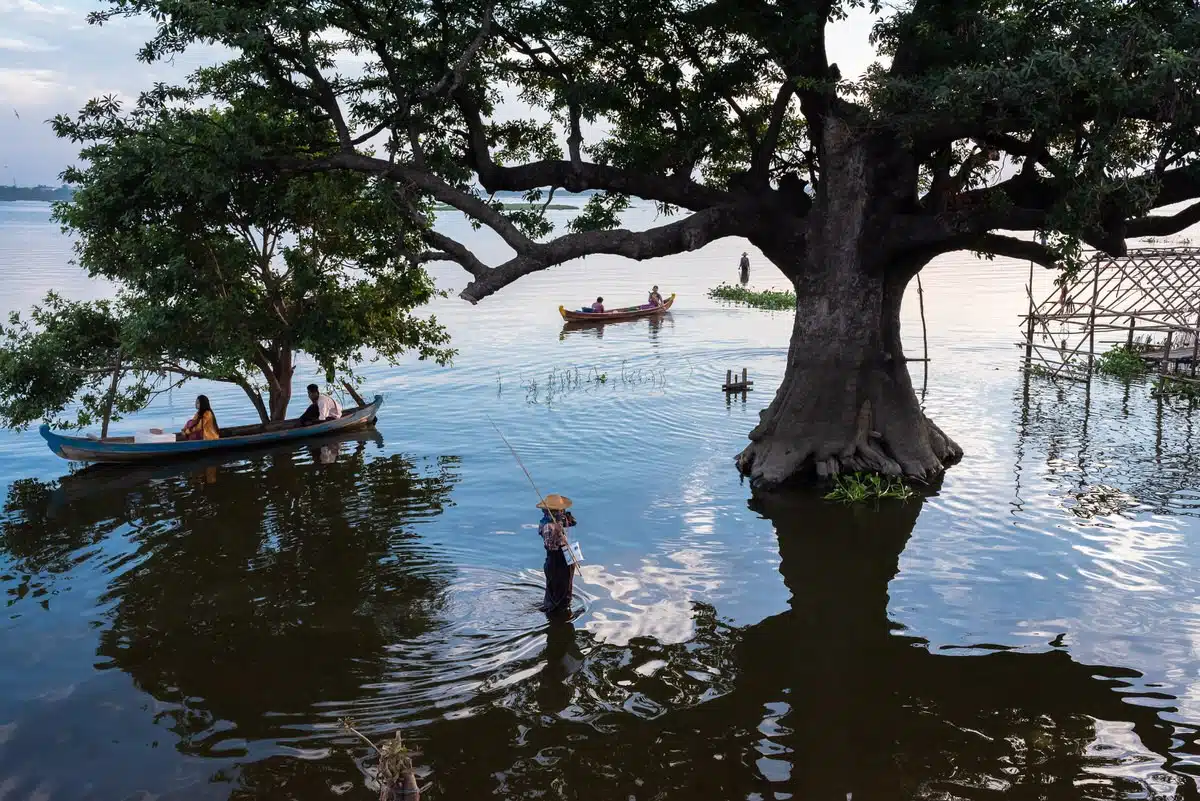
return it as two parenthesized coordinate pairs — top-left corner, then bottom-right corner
(536, 494), (577, 615)
(181, 395), (220, 441)
(536, 618), (584, 712)
(298, 384), (341, 426)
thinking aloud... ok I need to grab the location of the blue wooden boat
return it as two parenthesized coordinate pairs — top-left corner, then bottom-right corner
(40, 395), (383, 464)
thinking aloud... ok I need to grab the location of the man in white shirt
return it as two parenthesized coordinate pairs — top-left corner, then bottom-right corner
(299, 383), (341, 425)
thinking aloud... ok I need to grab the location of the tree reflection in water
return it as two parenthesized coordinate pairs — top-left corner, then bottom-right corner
(2, 448), (1198, 799)
(416, 491), (1198, 800)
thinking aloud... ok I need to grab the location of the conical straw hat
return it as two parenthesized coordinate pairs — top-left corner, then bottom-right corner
(536, 493), (573, 510)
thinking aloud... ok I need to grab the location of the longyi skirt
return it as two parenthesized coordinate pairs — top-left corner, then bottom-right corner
(541, 548), (575, 614)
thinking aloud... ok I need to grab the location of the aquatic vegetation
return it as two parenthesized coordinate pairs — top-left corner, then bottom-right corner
(824, 472), (916, 504)
(518, 363), (666, 406)
(1026, 363), (1057, 379)
(1094, 345), (1147, 379)
(340, 718), (423, 798)
(1152, 376), (1200, 403)
(707, 284), (796, 311)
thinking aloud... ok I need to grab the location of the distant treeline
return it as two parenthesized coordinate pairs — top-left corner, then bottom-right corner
(0, 185), (592, 203)
(0, 185), (75, 202)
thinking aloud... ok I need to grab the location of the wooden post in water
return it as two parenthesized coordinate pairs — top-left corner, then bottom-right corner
(919, 273), (931, 366)
(741, 367), (747, 385)
(1087, 257), (1100, 373)
(1127, 317), (1136, 349)
(1191, 312), (1200, 376)
(100, 359), (121, 439)
(726, 369), (732, 387)
(1162, 330), (1174, 375)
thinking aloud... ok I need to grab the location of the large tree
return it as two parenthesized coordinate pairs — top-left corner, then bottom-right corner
(83, 0), (1200, 486)
(0, 99), (452, 432)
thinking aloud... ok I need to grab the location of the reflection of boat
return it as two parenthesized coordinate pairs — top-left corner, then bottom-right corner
(49, 429), (385, 507)
(560, 312), (673, 341)
(40, 395), (383, 463)
(559, 294), (675, 322)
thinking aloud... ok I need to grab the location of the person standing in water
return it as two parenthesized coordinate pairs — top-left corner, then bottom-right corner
(739, 252), (751, 285)
(536, 494), (577, 615)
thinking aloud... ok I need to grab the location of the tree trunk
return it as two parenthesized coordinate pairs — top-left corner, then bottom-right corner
(236, 382), (271, 425)
(261, 347), (294, 422)
(735, 261), (962, 489)
(736, 115), (962, 489)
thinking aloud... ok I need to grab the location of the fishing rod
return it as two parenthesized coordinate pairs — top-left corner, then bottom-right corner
(486, 415), (584, 572)
(486, 414), (550, 509)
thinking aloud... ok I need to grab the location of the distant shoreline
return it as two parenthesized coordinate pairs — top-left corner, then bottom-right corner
(0, 186), (74, 203)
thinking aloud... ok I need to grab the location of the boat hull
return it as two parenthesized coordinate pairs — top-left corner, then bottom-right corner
(559, 294), (674, 322)
(40, 395), (383, 464)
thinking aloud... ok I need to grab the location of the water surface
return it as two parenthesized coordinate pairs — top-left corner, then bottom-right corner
(2, 200), (1200, 798)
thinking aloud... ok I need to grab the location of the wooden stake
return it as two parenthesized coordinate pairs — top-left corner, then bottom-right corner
(1127, 317), (1136, 349)
(1087, 257), (1100, 373)
(1191, 312), (1200, 377)
(741, 367), (747, 384)
(919, 272), (931, 366)
(726, 369), (732, 387)
(1162, 330), (1174, 374)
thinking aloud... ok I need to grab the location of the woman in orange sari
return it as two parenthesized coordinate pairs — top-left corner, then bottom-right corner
(181, 395), (220, 441)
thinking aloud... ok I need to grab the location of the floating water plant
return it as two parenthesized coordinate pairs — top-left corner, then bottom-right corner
(340, 718), (424, 800)
(707, 283), (796, 311)
(1152, 376), (1200, 402)
(1094, 345), (1146, 379)
(824, 472), (915, 504)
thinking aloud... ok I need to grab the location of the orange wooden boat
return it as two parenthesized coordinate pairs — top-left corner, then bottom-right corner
(559, 293), (675, 322)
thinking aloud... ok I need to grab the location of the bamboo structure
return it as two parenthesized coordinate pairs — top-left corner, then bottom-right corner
(1019, 247), (1200, 380)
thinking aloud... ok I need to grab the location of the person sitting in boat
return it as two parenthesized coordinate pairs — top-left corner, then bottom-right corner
(648, 286), (663, 306)
(537, 494), (577, 615)
(590, 297), (605, 313)
(299, 384), (342, 426)
(181, 394), (220, 441)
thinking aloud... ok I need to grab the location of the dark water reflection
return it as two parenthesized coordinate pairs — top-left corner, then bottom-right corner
(3, 434), (1198, 798)
(6, 202), (1200, 799)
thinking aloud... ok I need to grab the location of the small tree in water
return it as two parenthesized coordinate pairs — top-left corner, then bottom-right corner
(0, 95), (452, 430)
(47, 0), (1200, 484)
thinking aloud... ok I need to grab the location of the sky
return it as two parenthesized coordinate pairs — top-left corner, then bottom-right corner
(0, 0), (882, 187)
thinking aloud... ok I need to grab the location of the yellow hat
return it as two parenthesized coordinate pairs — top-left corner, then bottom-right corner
(536, 493), (573, 511)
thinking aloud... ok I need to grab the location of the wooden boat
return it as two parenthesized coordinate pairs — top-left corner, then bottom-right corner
(559, 293), (675, 322)
(40, 395), (383, 464)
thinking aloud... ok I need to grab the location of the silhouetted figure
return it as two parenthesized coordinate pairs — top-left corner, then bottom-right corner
(739, 252), (750, 285)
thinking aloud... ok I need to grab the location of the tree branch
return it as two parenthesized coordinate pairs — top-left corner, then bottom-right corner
(1126, 201), (1200, 239)
(748, 80), (796, 186)
(448, 90), (732, 211)
(305, 151), (536, 254)
(460, 205), (744, 302)
(965, 233), (1061, 269)
(420, 230), (489, 277)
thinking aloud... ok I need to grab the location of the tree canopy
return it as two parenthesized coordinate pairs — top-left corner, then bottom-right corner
(80, 0), (1200, 296)
(0, 99), (452, 433)
(41, 0), (1200, 484)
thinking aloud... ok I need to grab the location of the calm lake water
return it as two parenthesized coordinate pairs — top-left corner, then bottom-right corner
(2, 198), (1200, 799)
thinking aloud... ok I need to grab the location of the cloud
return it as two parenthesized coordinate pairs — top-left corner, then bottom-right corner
(0, 35), (58, 52)
(0, 68), (68, 106)
(0, 0), (70, 15)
